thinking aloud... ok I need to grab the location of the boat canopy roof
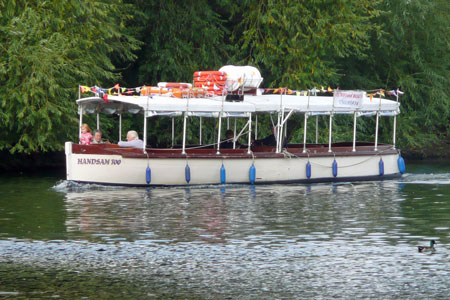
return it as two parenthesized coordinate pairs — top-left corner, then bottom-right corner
(77, 93), (400, 117)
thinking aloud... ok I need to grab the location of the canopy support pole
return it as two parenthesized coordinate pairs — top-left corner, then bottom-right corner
(328, 114), (333, 153)
(375, 93), (383, 151)
(393, 90), (399, 149)
(78, 105), (83, 141)
(118, 114), (122, 142)
(216, 114), (222, 155)
(182, 114), (187, 155)
(96, 113), (99, 130)
(247, 113), (252, 154)
(315, 116), (319, 144)
(284, 118), (287, 138)
(392, 116), (397, 150)
(352, 112), (357, 152)
(303, 114), (308, 153)
(172, 117), (175, 148)
(255, 114), (258, 140)
(143, 115), (147, 152)
(374, 112), (379, 151)
(233, 118), (237, 149)
(276, 112), (282, 153)
(199, 117), (202, 145)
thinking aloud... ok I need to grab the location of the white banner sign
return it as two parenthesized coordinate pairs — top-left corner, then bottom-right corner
(334, 90), (365, 108)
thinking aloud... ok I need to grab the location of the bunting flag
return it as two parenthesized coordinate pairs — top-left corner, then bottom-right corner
(387, 89), (404, 97)
(78, 84), (403, 101)
(80, 86), (90, 93)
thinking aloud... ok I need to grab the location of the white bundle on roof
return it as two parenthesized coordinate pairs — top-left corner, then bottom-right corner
(219, 65), (263, 92)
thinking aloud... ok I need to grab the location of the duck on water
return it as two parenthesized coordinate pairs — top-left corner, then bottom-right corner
(418, 240), (437, 253)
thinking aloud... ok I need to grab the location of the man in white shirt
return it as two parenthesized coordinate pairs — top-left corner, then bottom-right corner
(118, 130), (144, 148)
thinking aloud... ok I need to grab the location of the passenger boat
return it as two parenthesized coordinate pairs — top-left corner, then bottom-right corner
(65, 67), (405, 186)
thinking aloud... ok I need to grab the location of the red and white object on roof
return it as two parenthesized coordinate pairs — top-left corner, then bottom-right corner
(157, 82), (192, 89)
(193, 70), (227, 95)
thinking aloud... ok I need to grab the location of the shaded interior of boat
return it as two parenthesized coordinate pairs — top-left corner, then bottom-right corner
(72, 142), (397, 159)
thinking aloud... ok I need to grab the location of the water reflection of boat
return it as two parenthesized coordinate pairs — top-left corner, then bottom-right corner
(62, 182), (406, 243)
(64, 188), (231, 243)
(66, 68), (404, 186)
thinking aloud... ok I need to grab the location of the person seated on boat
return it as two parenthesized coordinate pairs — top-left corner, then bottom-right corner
(79, 123), (93, 145)
(118, 130), (144, 148)
(253, 127), (276, 146)
(92, 130), (110, 144)
(221, 130), (240, 149)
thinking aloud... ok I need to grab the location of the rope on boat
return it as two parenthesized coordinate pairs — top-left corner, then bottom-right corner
(156, 130), (251, 151)
(281, 148), (395, 169)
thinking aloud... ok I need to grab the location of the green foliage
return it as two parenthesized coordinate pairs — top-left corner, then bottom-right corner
(132, 0), (231, 85)
(0, 0), (140, 153)
(231, 0), (382, 88)
(340, 0), (450, 150)
(0, 0), (448, 156)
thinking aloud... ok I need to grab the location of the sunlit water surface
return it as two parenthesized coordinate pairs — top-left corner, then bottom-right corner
(0, 162), (449, 299)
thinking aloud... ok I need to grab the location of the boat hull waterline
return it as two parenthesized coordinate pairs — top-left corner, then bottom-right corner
(65, 142), (401, 186)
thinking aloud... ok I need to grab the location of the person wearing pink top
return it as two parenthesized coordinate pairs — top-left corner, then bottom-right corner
(79, 123), (93, 145)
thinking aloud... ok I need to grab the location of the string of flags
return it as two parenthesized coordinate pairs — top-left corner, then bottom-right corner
(80, 84), (404, 103)
(263, 86), (404, 101)
(80, 84), (143, 103)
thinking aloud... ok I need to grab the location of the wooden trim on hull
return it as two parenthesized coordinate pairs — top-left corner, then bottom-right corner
(71, 143), (398, 159)
(70, 173), (401, 187)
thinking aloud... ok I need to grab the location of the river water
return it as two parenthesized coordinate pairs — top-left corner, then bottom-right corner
(0, 161), (449, 299)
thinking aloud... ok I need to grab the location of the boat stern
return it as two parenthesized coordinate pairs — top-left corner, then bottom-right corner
(65, 141), (73, 180)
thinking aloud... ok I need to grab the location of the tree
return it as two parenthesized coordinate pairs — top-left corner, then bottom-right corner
(231, 0), (382, 89)
(129, 0), (231, 85)
(0, 0), (140, 153)
(340, 0), (450, 152)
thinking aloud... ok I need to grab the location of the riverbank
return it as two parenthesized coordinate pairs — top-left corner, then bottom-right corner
(402, 141), (450, 159)
(0, 151), (65, 172)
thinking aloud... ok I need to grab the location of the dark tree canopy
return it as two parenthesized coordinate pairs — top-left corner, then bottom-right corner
(0, 0), (448, 156)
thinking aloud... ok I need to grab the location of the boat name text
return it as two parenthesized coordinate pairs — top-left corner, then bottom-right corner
(77, 158), (121, 165)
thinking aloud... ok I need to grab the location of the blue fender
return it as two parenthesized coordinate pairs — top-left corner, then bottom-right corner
(397, 156), (406, 174)
(185, 164), (191, 183)
(379, 158), (384, 176)
(249, 164), (256, 184)
(306, 161), (311, 179)
(220, 164), (226, 184)
(146, 166), (151, 184)
(332, 159), (338, 178)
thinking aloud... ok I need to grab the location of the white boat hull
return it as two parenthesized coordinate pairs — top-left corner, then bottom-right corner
(65, 142), (401, 186)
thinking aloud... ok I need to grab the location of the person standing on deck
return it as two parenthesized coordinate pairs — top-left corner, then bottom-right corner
(118, 130), (144, 148)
